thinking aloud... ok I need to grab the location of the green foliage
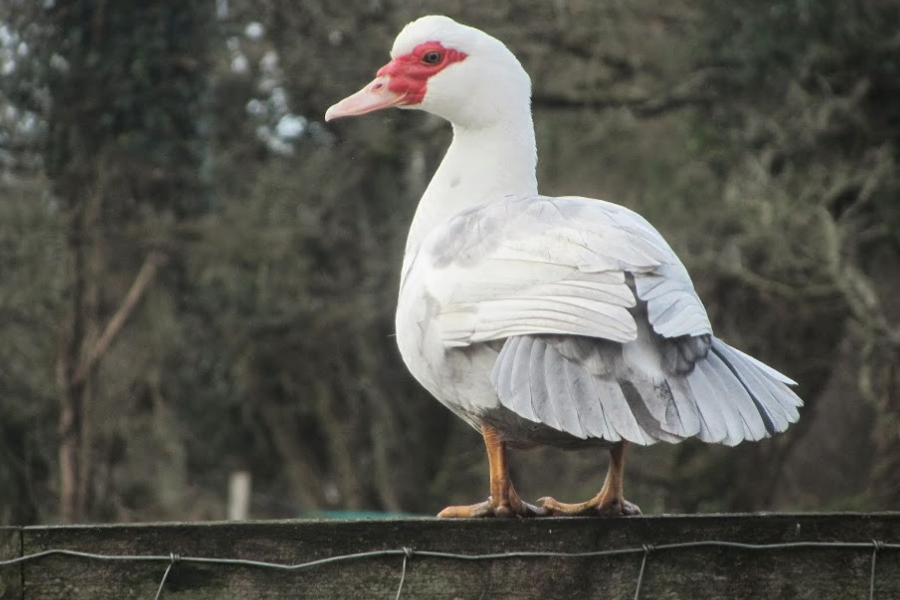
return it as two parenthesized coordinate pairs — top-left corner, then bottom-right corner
(1, 0), (898, 523)
(43, 2), (212, 192)
(680, 0), (900, 508)
(0, 179), (62, 523)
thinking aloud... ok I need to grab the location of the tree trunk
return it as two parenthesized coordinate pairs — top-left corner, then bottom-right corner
(43, 0), (211, 521)
(57, 190), (90, 523)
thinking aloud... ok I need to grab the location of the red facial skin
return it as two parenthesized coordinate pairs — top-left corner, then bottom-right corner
(377, 41), (468, 105)
(324, 41), (468, 121)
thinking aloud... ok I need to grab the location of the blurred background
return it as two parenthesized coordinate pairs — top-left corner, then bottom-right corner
(0, 0), (898, 525)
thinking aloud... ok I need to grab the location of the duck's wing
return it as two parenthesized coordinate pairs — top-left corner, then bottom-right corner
(418, 195), (800, 446)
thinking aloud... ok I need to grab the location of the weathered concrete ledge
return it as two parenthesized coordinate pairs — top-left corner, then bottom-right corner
(1, 513), (899, 599)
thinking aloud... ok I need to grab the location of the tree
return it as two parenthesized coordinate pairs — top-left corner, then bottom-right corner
(683, 0), (900, 509)
(38, 0), (213, 521)
(1, 0), (896, 524)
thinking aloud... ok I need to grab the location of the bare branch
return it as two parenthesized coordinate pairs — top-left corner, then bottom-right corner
(73, 250), (166, 385)
(818, 207), (900, 348)
(532, 67), (729, 117)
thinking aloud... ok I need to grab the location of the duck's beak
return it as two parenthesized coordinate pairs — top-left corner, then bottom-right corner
(325, 75), (408, 121)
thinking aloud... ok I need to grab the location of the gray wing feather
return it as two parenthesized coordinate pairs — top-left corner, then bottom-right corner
(537, 341), (566, 431)
(635, 264), (713, 339)
(558, 338), (619, 440)
(527, 337), (551, 421)
(433, 196), (690, 349)
(710, 339), (801, 433)
(637, 273), (684, 300)
(493, 335), (517, 411)
(551, 337), (652, 441)
(683, 366), (729, 444)
(494, 335), (671, 444)
(702, 352), (769, 441)
(491, 332), (800, 446)
(577, 378), (617, 440)
(509, 336), (538, 421)
(593, 378), (643, 442)
(726, 343), (798, 386)
(623, 377), (670, 425)
(442, 195), (802, 446)
(558, 359), (590, 438)
(686, 362), (745, 446)
(663, 378), (702, 438)
(590, 378), (652, 444)
(433, 195), (714, 346)
(714, 340), (802, 421)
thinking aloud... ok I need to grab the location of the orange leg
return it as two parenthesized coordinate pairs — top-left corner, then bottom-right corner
(539, 442), (641, 516)
(438, 424), (545, 518)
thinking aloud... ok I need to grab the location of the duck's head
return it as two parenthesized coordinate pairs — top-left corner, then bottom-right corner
(325, 16), (531, 129)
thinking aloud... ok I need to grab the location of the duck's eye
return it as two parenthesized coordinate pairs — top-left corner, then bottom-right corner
(422, 51), (443, 65)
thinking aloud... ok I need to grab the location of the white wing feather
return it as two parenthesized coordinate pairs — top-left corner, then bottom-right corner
(421, 195), (712, 346)
(406, 194), (800, 447)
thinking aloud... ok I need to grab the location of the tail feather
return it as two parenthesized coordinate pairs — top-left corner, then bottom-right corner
(509, 334), (538, 421)
(493, 335), (519, 414)
(526, 335), (550, 423)
(491, 334), (802, 446)
(727, 343), (798, 386)
(688, 360), (749, 446)
(661, 378), (701, 439)
(703, 351), (770, 441)
(683, 365), (730, 444)
(710, 339), (801, 435)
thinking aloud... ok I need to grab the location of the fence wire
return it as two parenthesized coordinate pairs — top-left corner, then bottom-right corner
(0, 538), (896, 599)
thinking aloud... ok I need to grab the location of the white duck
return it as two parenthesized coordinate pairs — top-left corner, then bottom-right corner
(326, 15), (802, 517)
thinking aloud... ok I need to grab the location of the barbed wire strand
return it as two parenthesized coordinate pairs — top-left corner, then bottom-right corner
(633, 544), (653, 600)
(153, 553), (179, 600)
(0, 538), (895, 600)
(395, 547), (413, 600)
(870, 539), (884, 600)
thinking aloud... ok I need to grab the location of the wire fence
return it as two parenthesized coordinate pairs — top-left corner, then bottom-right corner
(0, 538), (896, 600)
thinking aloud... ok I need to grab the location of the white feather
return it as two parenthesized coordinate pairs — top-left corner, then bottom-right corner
(336, 15), (809, 450)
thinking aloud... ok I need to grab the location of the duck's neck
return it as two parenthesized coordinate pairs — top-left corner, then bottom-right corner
(404, 112), (538, 259)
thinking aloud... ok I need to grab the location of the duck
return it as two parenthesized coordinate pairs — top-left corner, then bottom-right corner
(325, 15), (802, 518)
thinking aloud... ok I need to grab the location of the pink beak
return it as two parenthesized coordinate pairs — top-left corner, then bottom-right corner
(324, 76), (408, 121)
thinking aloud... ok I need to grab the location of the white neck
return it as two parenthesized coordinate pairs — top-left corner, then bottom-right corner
(404, 110), (538, 264)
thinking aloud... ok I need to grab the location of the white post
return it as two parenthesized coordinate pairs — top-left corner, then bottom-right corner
(228, 471), (252, 521)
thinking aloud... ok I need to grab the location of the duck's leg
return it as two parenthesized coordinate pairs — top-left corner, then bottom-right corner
(438, 423), (545, 518)
(538, 442), (641, 516)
